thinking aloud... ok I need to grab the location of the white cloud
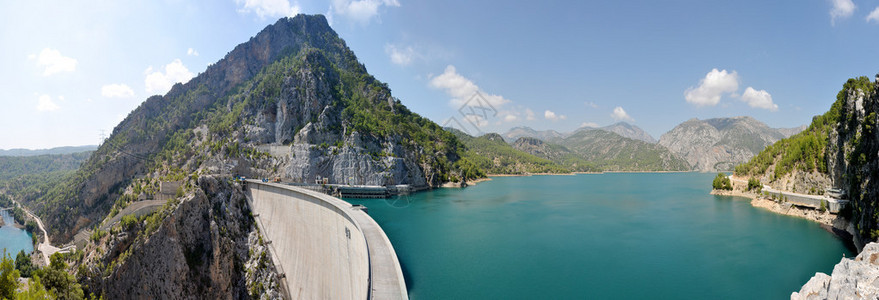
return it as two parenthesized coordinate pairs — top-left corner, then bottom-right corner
(525, 109), (536, 121)
(544, 110), (567, 121)
(187, 48), (199, 56)
(36, 94), (60, 112)
(330, 0), (400, 24)
(830, 0), (856, 25)
(429, 65), (511, 108)
(611, 106), (634, 122)
(101, 84), (135, 98)
(867, 6), (879, 23)
(144, 59), (195, 95)
(740, 87), (778, 111)
(580, 122), (599, 128)
(30, 48), (77, 76)
(235, 0), (301, 19)
(684, 68), (739, 107)
(385, 44), (416, 66)
(503, 114), (518, 122)
(584, 101), (598, 108)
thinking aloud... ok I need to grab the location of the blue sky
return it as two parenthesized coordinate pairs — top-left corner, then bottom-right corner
(2, 0), (879, 149)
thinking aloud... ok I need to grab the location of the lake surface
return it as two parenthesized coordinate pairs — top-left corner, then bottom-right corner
(346, 173), (852, 299)
(0, 210), (33, 257)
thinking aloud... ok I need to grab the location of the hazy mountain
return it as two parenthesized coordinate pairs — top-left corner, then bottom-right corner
(0, 145), (97, 156)
(511, 137), (600, 172)
(0, 152), (91, 180)
(515, 129), (690, 172)
(502, 122), (655, 144)
(449, 129), (569, 174)
(501, 126), (565, 143)
(778, 125), (808, 138)
(658, 116), (793, 172)
(597, 122), (657, 143)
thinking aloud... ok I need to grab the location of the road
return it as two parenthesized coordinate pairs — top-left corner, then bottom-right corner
(8, 197), (58, 265)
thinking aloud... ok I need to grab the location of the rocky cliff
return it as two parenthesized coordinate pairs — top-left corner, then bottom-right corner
(79, 176), (281, 299)
(659, 116), (790, 172)
(826, 76), (879, 246)
(792, 242), (879, 299)
(29, 14), (467, 243)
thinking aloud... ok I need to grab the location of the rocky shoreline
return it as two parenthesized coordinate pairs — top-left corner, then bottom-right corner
(792, 242), (879, 299)
(711, 189), (855, 244)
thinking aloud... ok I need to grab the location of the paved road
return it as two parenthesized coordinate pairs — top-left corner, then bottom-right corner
(8, 197), (57, 265)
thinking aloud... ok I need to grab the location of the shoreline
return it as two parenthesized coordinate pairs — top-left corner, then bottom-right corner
(485, 170), (698, 177)
(711, 189), (856, 250)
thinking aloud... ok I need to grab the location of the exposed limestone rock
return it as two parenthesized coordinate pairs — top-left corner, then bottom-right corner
(659, 116), (790, 172)
(792, 242), (879, 300)
(826, 76), (879, 247)
(87, 176), (279, 299)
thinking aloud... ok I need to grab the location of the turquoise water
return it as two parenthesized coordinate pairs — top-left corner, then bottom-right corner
(346, 173), (853, 299)
(0, 210), (33, 257)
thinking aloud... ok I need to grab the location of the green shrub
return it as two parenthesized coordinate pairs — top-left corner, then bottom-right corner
(712, 173), (733, 191)
(747, 177), (762, 192)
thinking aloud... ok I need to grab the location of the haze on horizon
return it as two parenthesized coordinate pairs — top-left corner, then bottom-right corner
(2, 0), (878, 149)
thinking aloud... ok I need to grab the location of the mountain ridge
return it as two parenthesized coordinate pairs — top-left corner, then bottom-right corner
(658, 116), (799, 172)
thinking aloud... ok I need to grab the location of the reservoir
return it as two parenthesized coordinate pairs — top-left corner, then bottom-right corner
(346, 172), (852, 299)
(0, 210), (33, 257)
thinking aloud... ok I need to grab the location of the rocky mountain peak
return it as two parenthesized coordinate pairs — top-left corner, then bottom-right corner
(659, 116), (789, 172)
(600, 122), (656, 143)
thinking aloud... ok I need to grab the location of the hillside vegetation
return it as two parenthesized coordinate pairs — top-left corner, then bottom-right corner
(552, 129), (690, 172)
(450, 130), (568, 175)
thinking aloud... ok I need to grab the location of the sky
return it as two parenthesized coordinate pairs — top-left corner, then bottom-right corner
(2, 0), (879, 149)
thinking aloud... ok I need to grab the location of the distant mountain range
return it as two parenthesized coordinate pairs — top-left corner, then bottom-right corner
(539, 129), (689, 171)
(499, 118), (806, 173)
(468, 124), (689, 172)
(449, 130), (570, 174)
(0, 145), (97, 157)
(502, 122), (657, 144)
(659, 116), (804, 172)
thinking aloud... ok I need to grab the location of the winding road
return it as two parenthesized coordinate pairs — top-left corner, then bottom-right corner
(8, 197), (59, 265)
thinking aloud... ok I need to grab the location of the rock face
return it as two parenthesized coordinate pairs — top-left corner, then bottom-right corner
(91, 176), (281, 299)
(792, 242), (879, 299)
(826, 76), (879, 247)
(659, 116), (789, 172)
(599, 122), (657, 143)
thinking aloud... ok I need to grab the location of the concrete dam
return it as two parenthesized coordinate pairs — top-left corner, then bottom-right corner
(245, 180), (408, 299)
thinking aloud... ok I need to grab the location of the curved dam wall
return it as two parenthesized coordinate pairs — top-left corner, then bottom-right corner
(245, 180), (408, 300)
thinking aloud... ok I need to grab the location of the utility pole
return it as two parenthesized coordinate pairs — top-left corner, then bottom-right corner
(99, 130), (107, 146)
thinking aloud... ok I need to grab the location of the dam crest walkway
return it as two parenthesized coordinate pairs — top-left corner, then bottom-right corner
(245, 180), (408, 300)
